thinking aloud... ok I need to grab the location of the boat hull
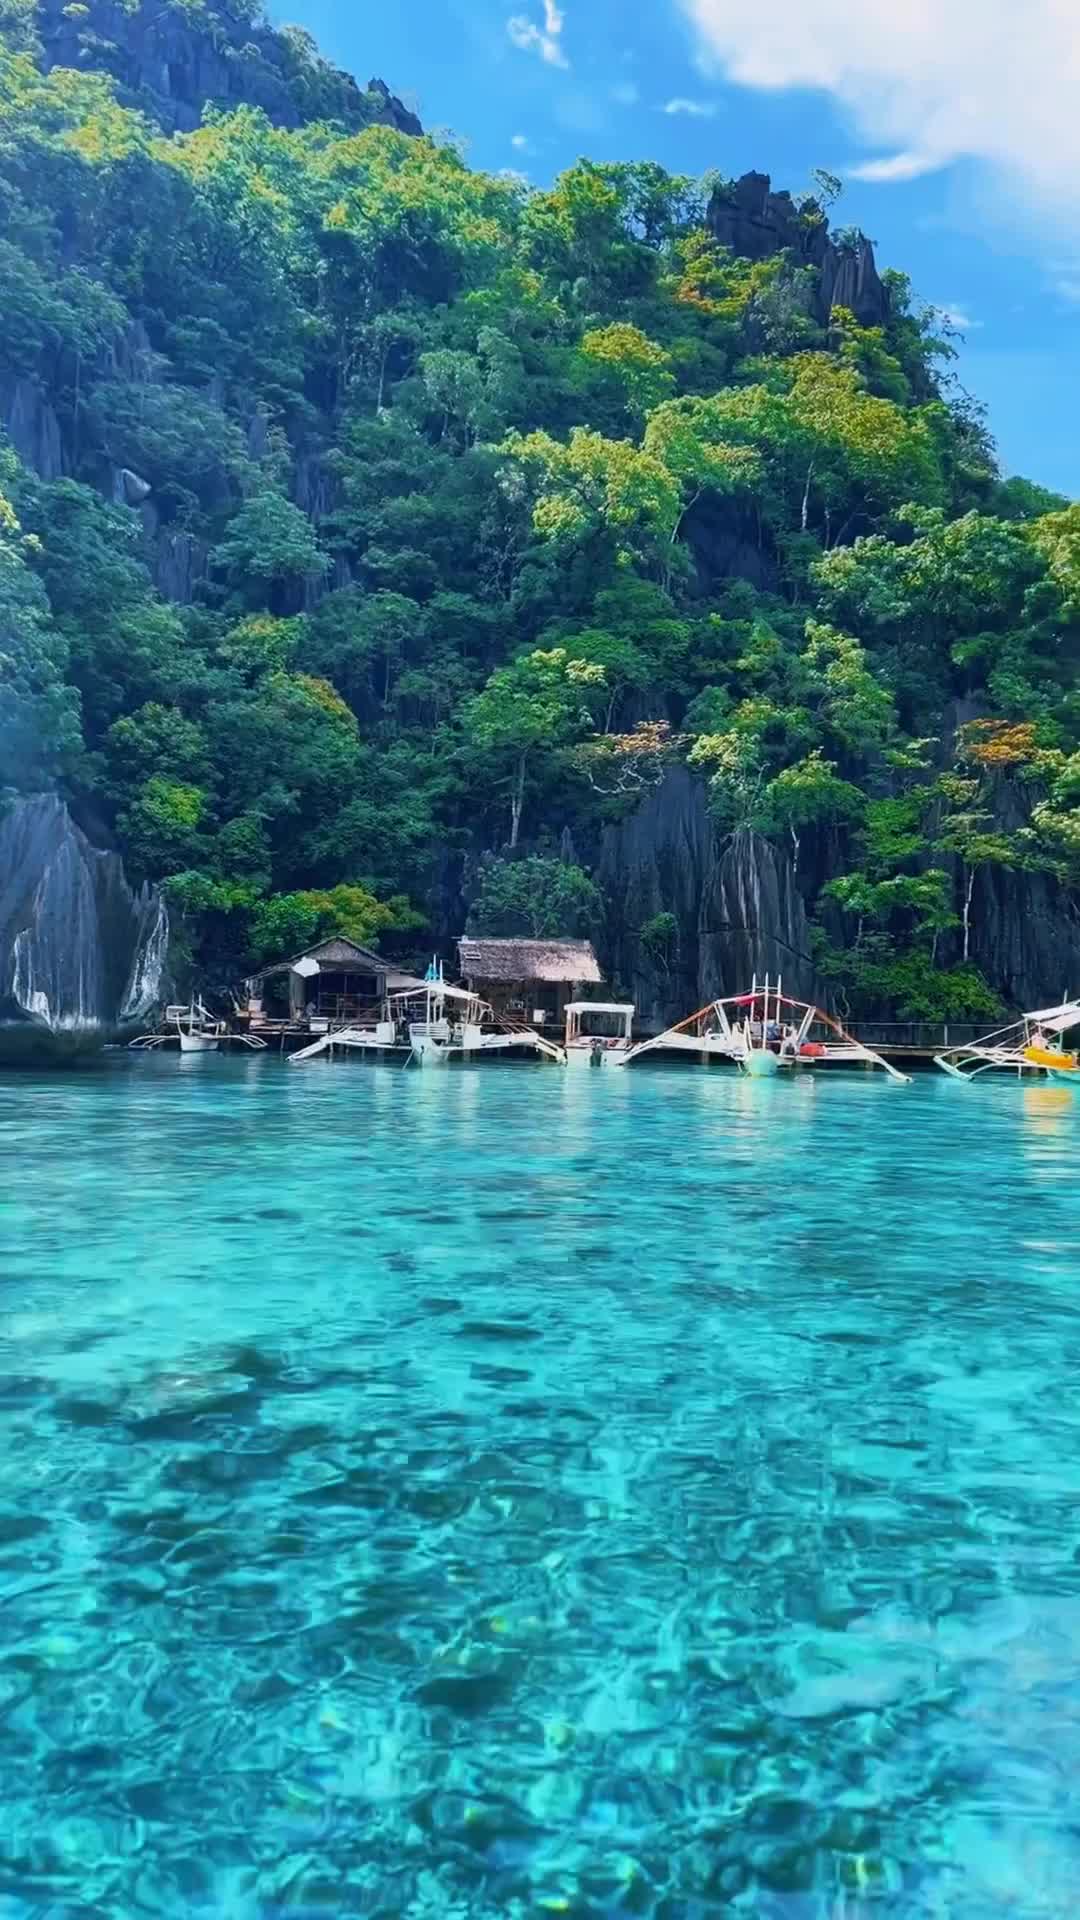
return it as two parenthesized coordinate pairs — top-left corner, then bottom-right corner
(565, 1044), (630, 1070)
(178, 1030), (220, 1053)
(742, 1048), (779, 1078)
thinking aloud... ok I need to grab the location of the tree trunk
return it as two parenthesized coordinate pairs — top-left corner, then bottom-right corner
(509, 753), (526, 849)
(963, 864), (975, 962)
(800, 461), (815, 534)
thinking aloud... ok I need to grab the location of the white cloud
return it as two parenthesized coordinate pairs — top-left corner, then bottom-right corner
(507, 0), (568, 68)
(511, 133), (531, 150)
(678, 0), (1080, 223)
(939, 305), (982, 331)
(663, 96), (717, 117)
(1056, 279), (1080, 305)
(611, 81), (639, 106)
(849, 151), (942, 184)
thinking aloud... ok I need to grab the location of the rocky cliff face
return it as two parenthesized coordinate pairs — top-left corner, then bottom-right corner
(598, 765), (820, 1028)
(35, 0), (422, 137)
(596, 762), (1080, 1027)
(965, 782), (1080, 1010)
(707, 172), (888, 329)
(5, 10), (418, 608)
(1, 373), (64, 483)
(0, 796), (168, 1060)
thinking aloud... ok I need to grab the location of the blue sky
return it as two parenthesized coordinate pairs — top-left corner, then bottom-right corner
(267, 0), (1079, 499)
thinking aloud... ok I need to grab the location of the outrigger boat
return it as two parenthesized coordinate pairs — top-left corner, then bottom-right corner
(615, 976), (910, 1083)
(287, 962), (568, 1067)
(936, 999), (1080, 1084)
(129, 1001), (267, 1054)
(396, 967), (567, 1067)
(176, 999), (224, 1053)
(564, 1001), (635, 1068)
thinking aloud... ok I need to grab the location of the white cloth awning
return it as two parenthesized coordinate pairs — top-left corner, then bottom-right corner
(1027, 1000), (1080, 1033)
(291, 956), (321, 979)
(389, 982), (480, 1005)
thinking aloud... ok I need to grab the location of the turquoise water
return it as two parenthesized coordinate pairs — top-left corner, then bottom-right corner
(1, 1057), (1078, 1918)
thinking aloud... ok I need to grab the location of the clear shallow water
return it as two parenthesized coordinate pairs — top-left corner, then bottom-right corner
(0, 1058), (1078, 1919)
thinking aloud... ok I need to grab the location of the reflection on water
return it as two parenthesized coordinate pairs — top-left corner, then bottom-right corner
(0, 1058), (1078, 1916)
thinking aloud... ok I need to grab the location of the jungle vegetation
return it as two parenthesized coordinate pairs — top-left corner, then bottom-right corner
(2, 0), (1078, 1015)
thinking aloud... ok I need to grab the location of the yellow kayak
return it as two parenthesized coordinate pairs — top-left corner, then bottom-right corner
(1024, 1044), (1080, 1071)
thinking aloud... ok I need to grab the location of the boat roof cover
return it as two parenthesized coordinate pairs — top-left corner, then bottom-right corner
(1027, 999), (1080, 1033)
(390, 981), (481, 1004)
(565, 1001), (634, 1014)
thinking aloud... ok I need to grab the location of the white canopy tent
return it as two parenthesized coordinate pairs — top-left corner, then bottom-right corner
(388, 980), (485, 1007)
(1025, 1000), (1080, 1036)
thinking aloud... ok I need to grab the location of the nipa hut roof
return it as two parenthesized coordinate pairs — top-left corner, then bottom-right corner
(457, 937), (602, 985)
(254, 935), (389, 981)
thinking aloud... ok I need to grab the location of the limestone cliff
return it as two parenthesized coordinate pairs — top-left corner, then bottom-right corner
(0, 796), (169, 1060)
(964, 781), (1080, 1010)
(595, 761), (1080, 1028)
(35, 0), (422, 137)
(707, 172), (888, 329)
(598, 766), (821, 1027)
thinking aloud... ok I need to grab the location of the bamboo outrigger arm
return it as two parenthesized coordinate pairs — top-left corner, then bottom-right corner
(936, 998), (1080, 1081)
(617, 990), (911, 1083)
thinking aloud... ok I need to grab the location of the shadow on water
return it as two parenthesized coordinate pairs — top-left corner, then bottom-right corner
(0, 1057), (1077, 1914)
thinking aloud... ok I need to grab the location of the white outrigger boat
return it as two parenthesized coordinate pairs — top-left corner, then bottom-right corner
(564, 1001), (635, 1068)
(129, 1000), (267, 1054)
(287, 964), (567, 1067)
(615, 976), (910, 1083)
(397, 968), (566, 1067)
(175, 999), (225, 1053)
(935, 999), (1080, 1084)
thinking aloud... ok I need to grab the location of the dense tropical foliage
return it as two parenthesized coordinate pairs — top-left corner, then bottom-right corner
(2, 0), (1077, 1013)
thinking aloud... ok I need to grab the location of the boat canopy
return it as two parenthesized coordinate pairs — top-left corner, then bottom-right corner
(564, 1002), (635, 1016)
(1026, 1000), (1080, 1034)
(388, 981), (482, 1006)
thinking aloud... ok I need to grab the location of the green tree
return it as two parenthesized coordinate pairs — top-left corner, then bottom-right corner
(117, 776), (208, 881)
(462, 647), (592, 846)
(213, 491), (328, 605)
(506, 427), (682, 565)
(757, 751), (864, 869)
(579, 323), (675, 422)
(467, 856), (602, 938)
(0, 471), (81, 789)
(248, 883), (422, 965)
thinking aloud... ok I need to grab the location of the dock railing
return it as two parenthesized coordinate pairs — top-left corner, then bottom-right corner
(843, 1020), (1002, 1053)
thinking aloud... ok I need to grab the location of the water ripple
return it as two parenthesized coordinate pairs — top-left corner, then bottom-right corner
(0, 1058), (1077, 1915)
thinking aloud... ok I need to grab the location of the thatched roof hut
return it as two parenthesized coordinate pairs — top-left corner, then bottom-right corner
(457, 938), (602, 1024)
(458, 938), (602, 985)
(248, 936), (424, 1028)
